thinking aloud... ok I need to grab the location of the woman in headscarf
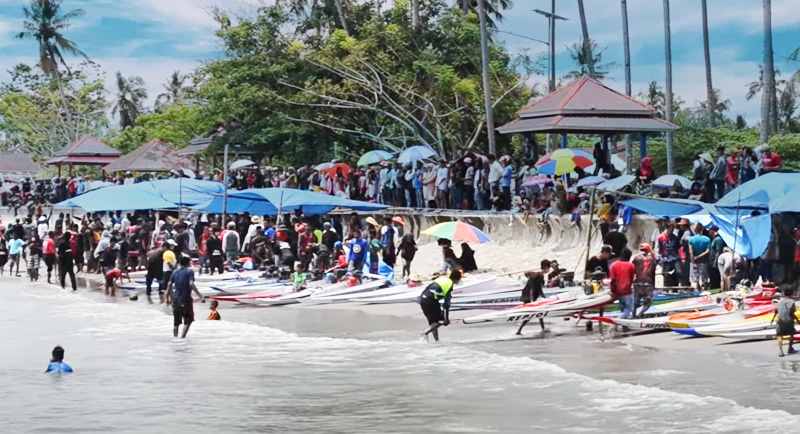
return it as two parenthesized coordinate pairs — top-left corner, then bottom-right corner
(458, 242), (477, 272)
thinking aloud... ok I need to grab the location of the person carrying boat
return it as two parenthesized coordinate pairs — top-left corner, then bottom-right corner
(420, 269), (462, 342)
(516, 260), (551, 335)
(771, 287), (798, 357)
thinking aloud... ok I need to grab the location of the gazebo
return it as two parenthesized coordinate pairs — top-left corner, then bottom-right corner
(178, 135), (262, 174)
(46, 136), (121, 176)
(104, 139), (192, 173)
(497, 76), (678, 166)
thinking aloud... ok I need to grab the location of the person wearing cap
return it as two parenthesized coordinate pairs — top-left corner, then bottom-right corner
(36, 216), (48, 241)
(321, 222), (338, 251)
(160, 240), (178, 296)
(633, 244), (657, 317)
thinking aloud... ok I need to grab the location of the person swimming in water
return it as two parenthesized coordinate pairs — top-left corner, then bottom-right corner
(45, 346), (73, 374)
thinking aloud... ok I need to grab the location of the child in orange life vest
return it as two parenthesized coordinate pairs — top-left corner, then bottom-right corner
(208, 300), (221, 320)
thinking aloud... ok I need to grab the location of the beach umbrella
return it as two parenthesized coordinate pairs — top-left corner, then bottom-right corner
(586, 154), (627, 174)
(575, 176), (607, 188)
(597, 174), (636, 192)
(652, 174), (692, 190)
(230, 159), (256, 170)
(422, 221), (491, 244)
(317, 162), (351, 178)
(358, 150), (393, 167)
(535, 149), (594, 176)
(398, 145), (437, 165)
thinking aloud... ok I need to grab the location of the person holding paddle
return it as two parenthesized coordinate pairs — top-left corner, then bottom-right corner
(420, 269), (462, 342)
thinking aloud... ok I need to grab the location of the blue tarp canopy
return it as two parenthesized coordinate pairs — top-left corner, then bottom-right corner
(716, 172), (800, 212)
(56, 179), (224, 212)
(192, 188), (388, 215)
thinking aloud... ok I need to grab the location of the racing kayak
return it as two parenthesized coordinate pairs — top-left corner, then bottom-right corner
(303, 279), (389, 303)
(462, 292), (613, 325)
(364, 276), (497, 304)
(672, 312), (775, 337)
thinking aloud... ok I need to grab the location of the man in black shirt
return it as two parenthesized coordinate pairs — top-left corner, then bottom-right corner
(586, 245), (612, 276)
(57, 231), (77, 291)
(517, 260), (552, 335)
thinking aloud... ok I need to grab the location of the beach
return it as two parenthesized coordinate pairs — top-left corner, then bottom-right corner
(5, 267), (800, 434)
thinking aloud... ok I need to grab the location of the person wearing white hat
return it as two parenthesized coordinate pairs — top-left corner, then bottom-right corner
(160, 239), (178, 296)
(36, 216), (48, 241)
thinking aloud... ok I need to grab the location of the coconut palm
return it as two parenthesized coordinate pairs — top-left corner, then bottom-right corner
(456, 0), (514, 27)
(16, 0), (90, 76)
(113, 72), (148, 129)
(564, 40), (611, 80)
(576, 0), (595, 77)
(155, 71), (188, 111)
(701, 0), (715, 124)
(697, 88), (731, 126)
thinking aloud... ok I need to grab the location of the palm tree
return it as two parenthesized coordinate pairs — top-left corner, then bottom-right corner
(411, 0), (420, 30)
(113, 72), (147, 129)
(456, 0), (513, 27)
(761, 0), (778, 141)
(698, 88), (731, 125)
(155, 71), (188, 111)
(576, 0), (595, 77)
(701, 0), (715, 124)
(564, 40), (611, 80)
(640, 81), (665, 118)
(16, 0), (89, 76)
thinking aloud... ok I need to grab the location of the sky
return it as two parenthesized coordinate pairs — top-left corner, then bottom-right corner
(0, 0), (798, 125)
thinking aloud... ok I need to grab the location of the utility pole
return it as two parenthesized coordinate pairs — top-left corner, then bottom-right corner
(222, 143), (229, 224)
(534, 4), (567, 153)
(663, 0), (675, 175)
(477, 0), (497, 155)
(621, 0), (633, 171)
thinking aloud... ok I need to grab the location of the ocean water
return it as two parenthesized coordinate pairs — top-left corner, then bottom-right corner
(2, 279), (799, 434)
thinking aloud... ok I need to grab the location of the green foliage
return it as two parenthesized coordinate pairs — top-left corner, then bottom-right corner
(0, 62), (108, 158)
(196, 2), (532, 165)
(107, 104), (213, 154)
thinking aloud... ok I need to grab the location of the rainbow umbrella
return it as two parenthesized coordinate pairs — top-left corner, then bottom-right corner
(422, 221), (491, 244)
(535, 149), (595, 176)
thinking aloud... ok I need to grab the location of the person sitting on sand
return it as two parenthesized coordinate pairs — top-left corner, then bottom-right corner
(208, 300), (221, 320)
(771, 287), (798, 357)
(290, 263), (309, 291)
(458, 243), (477, 273)
(45, 346), (73, 374)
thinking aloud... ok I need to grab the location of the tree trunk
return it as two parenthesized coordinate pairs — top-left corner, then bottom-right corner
(476, 0), (496, 154)
(621, 0), (633, 170)
(663, 0), (674, 174)
(334, 0), (350, 35)
(762, 0), (778, 140)
(577, 0), (593, 76)
(701, 0), (715, 125)
(411, 0), (420, 30)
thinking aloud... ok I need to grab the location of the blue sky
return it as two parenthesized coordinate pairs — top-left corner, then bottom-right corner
(0, 0), (798, 124)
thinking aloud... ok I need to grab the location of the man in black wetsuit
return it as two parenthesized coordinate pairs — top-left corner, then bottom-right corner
(419, 269), (462, 342)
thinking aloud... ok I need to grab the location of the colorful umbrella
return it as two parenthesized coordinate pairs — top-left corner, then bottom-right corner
(535, 149), (595, 176)
(521, 175), (552, 188)
(357, 150), (394, 167)
(316, 162), (351, 179)
(398, 145), (437, 165)
(422, 221), (491, 244)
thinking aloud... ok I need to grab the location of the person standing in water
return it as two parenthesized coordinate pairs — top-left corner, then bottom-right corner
(516, 260), (552, 335)
(772, 287), (798, 357)
(419, 269), (462, 342)
(56, 231), (77, 291)
(164, 255), (203, 338)
(45, 346), (73, 374)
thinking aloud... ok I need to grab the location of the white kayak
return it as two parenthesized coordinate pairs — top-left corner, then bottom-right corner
(304, 280), (389, 303)
(365, 276), (497, 304)
(249, 279), (385, 306)
(461, 292), (591, 324)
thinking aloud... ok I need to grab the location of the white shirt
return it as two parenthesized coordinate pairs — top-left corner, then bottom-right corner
(435, 167), (449, 191)
(37, 222), (48, 240)
(489, 161), (503, 184)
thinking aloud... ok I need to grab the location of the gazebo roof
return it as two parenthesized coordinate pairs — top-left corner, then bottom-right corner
(46, 136), (122, 166)
(177, 136), (213, 157)
(498, 76), (678, 134)
(104, 140), (191, 173)
(0, 152), (42, 174)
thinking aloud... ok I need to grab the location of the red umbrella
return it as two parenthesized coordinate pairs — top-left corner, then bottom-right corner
(317, 162), (351, 179)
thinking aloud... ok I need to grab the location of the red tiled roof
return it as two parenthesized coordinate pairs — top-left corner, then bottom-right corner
(518, 76), (656, 118)
(0, 152), (42, 173)
(497, 115), (678, 134)
(53, 136), (122, 158)
(104, 140), (192, 173)
(46, 155), (120, 165)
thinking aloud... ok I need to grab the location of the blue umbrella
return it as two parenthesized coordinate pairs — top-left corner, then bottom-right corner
(193, 187), (389, 216)
(397, 145), (437, 165)
(575, 176), (606, 188)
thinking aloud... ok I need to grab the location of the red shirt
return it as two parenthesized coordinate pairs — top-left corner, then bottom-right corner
(762, 152), (782, 171)
(43, 238), (56, 255)
(609, 260), (636, 298)
(106, 268), (122, 279)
